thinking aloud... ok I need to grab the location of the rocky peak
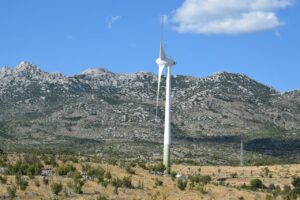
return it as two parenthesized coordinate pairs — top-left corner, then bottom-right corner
(0, 66), (11, 74)
(15, 61), (40, 72)
(80, 68), (113, 76)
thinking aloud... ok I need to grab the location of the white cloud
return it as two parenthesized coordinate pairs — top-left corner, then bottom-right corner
(107, 15), (121, 29)
(172, 0), (294, 34)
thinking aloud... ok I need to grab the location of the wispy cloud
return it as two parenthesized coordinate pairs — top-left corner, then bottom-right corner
(107, 15), (121, 29)
(172, 0), (294, 35)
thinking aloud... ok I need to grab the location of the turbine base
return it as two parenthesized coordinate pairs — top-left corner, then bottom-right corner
(163, 144), (171, 174)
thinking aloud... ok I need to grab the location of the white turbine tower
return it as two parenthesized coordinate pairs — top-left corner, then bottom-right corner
(156, 21), (176, 174)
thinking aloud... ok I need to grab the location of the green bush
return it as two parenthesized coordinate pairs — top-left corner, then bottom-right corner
(34, 179), (40, 187)
(55, 164), (76, 176)
(0, 175), (7, 184)
(125, 166), (136, 175)
(189, 174), (211, 185)
(199, 175), (212, 185)
(96, 195), (108, 200)
(104, 171), (112, 179)
(7, 185), (17, 200)
(122, 176), (133, 189)
(148, 163), (165, 173)
(171, 172), (177, 181)
(70, 171), (82, 182)
(43, 177), (49, 185)
(177, 178), (188, 191)
(292, 176), (300, 188)
(51, 182), (63, 195)
(137, 161), (147, 170)
(82, 164), (105, 181)
(154, 178), (163, 187)
(15, 175), (28, 191)
(101, 180), (109, 188)
(43, 155), (57, 167)
(250, 179), (263, 190)
(112, 178), (123, 188)
(7, 156), (43, 176)
(73, 180), (84, 194)
(292, 187), (300, 195)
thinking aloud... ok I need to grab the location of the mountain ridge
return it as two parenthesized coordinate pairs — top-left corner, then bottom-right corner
(1, 61), (300, 164)
(2, 61), (297, 93)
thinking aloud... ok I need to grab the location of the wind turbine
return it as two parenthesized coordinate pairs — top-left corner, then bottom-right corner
(155, 20), (176, 174)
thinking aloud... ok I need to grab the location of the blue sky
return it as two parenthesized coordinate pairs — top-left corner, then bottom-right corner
(0, 0), (299, 91)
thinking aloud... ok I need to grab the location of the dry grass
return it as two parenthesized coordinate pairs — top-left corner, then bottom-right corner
(1, 156), (300, 200)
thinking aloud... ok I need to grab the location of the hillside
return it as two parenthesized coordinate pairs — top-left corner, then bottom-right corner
(0, 62), (300, 165)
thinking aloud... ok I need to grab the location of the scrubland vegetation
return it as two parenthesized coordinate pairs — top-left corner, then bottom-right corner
(1, 150), (300, 199)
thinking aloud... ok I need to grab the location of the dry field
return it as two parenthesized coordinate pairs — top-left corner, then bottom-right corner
(0, 154), (300, 200)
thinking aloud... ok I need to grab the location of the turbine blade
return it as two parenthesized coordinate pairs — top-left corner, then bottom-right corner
(160, 41), (166, 60)
(156, 64), (165, 121)
(159, 17), (166, 60)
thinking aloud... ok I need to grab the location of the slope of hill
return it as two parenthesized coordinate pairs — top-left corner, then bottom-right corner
(0, 62), (299, 165)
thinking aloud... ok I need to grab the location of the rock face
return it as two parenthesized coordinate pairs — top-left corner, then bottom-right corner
(0, 61), (299, 144)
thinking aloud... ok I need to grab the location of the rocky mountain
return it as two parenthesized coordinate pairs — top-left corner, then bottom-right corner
(0, 61), (300, 164)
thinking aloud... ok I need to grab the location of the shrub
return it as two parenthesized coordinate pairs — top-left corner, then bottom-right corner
(51, 182), (63, 195)
(177, 178), (188, 191)
(265, 194), (272, 200)
(171, 171), (177, 181)
(230, 172), (238, 178)
(104, 171), (112, 180)
(122, 176), (133, 189)
(268, 183), (276, 192)
(97, 195), (108, 200)
(154, 178), (163, 187)
(283, 185), (291, 194)
(15, 175), (28, 191)
(250, 179), (263, 190)
(148, 163), (165, 173)
(101, 180), (109, 188)
(55, 164), (76, 176)
(292, 176), (300, 188)
(35, 179), (40, 187)
(73, 180), (84, 194)
(0, 175), (7, 184)
(7, 185), (17, 200)
(137, 180), (144, 190)
(200, 175), (212, 185)
(197, 184), (207, 194)
(125, 166), (136, 175)
(137, 161), (147, 170)
(292, 187), (300, 195)
(43, 177), (49, 185)
(107, 158), (118, 166)
(84, 165), (105, 181)
(70, 171), (82, 182)
(112, 178), (123, 188)
(7, 157), (43, 176)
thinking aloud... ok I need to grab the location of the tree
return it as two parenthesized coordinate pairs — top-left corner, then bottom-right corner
(51, 182), (63, 195)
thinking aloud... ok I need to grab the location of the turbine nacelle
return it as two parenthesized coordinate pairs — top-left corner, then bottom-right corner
(156, 57), (176, 67)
